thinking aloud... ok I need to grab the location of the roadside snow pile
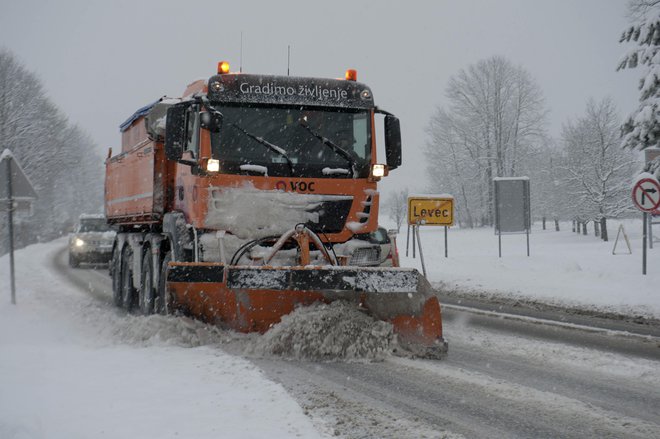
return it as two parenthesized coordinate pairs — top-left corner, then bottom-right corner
(248, 301), (394, 361)
(105, 313), (231, 348)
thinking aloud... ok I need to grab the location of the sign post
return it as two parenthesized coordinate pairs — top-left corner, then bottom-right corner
(0, 150), (37, 304)
(632, 177), (660, 213)
(406, 195), (454, 276)
(494, 177), (531, 257)
(631, 175), (660, 275)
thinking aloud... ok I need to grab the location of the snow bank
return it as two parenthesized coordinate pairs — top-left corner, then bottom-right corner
(103, 313), (231, 347)
(393, 218), (660, 318)
(247, 301), (394, 361)
(0, 240), (327, 439)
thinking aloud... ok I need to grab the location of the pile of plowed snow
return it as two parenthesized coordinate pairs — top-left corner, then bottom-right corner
(247, 301), (394, 361)
(105, 313), (232, 347)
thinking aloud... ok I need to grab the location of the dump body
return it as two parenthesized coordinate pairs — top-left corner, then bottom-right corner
(105, 66), (447, 357)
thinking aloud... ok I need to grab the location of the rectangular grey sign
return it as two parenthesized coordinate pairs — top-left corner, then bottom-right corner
(494, 178), (530, 234)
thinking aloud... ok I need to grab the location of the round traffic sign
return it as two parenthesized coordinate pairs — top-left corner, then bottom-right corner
(632, 177), (660, 212)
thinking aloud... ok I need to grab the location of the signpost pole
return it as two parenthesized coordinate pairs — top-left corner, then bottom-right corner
(526, 229), (530, 257)
(415, 221), (427, 278)
(405, 224), (410, 257)
(444, 226), (448, 258)
(412, 225), (416, 258)
(643, 212), (648, 275)
(5, 157), (16, 304)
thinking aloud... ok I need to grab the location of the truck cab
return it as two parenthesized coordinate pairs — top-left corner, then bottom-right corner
(107, 64), (403, 268)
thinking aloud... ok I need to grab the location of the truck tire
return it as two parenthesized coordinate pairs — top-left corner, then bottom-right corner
(155, 251), (172, 315)
(111, 246), (122, 307)
(120, 246), (137, 311)
(139, 250), (154, 315)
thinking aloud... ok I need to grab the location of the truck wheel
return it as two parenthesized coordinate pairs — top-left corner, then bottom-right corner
(139, 251), (154, 315)
(111, 246), (122, 307)
(69, 253), (79, 268)
(155, 251), (172, 315)
(120, 246), (137, 311)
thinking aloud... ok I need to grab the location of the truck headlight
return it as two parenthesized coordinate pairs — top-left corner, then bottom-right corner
(75, 238), (85, 247)
(371, 164), (386, 178)
(207, 159), (220, 173)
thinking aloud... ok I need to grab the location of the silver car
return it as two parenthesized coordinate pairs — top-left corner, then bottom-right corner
(68, 214), (116, 267)
(351, 226), (394, 266)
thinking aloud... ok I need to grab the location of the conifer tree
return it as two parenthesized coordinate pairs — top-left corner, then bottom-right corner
(619, 0), (660, 153)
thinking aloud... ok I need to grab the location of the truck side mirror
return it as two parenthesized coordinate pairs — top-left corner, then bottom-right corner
(200, 111), (223, 133)
(165, 104), (188, 161)
(384, 115), (402, 170)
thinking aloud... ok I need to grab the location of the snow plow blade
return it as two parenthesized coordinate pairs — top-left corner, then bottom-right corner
(166, 264), (448, 358)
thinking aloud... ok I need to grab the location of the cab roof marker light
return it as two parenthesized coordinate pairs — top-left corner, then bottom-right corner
(218, 61), (230, 74)
(345, 69), (357, 81)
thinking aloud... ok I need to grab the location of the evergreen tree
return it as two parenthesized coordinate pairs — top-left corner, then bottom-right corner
(619, 0), (660, 151)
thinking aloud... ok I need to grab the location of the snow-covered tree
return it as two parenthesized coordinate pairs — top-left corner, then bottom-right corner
(561, 98), (638, 240)
(0, 49), (103, 254)
(425, 56), (548, 226)
(386, 188), (409, 232)
(527, 137), (569, 226)
(619, 0), (660, 151)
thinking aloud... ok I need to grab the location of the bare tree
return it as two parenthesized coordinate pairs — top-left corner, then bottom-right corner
(527, 137), (569, 227)
(0, 49), (103, 253)
(425, 56), (548, 226)
(386, 188), (409, 232)
(561, 98), (638, 240)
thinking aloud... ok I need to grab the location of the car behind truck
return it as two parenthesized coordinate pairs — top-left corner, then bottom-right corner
(68, 214), (115, 267)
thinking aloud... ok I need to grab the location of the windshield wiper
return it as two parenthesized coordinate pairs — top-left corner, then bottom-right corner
(229, 123), (296, 176)
(299, 119), (358, 178)
(198, 97), (295, 176)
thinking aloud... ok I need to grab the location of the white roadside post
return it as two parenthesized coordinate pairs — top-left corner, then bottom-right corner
(415, 219), (427, 277)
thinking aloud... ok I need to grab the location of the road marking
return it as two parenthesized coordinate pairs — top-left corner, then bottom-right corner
(443, 303), (660, 343)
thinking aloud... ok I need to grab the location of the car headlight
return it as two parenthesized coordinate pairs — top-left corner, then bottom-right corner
(75, 238), (85, 247)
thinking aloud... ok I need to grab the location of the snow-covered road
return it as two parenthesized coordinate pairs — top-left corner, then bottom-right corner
(251, 310), (660, 438)
(1, 239), (659, 438)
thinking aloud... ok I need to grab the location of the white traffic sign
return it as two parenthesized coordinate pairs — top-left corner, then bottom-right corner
(632, 177), (660, 213)
(0, 149), (37, 201)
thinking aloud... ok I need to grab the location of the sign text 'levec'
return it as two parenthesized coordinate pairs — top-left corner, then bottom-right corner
(408, 197), (454, 226)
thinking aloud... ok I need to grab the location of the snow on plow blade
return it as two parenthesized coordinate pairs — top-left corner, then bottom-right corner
(167, 264), (448, 358)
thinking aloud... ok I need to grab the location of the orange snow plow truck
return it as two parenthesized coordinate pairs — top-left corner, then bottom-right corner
(105, 62), (447, 358)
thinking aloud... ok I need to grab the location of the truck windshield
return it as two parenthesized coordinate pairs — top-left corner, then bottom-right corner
(209, 105), (371, 178)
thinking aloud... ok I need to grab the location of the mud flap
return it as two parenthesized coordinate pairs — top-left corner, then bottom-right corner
(167, 263), (447, 358)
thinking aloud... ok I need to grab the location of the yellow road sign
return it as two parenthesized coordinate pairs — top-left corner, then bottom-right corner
(408, 197), (454, 226)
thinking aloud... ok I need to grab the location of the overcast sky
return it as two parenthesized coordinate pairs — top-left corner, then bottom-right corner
(0, 0), (640, 196)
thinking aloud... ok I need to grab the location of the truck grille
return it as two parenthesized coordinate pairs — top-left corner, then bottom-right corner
(350, 246), (381, 266)
(207, 187), (353, 236)
(306, 199), (352, 233)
